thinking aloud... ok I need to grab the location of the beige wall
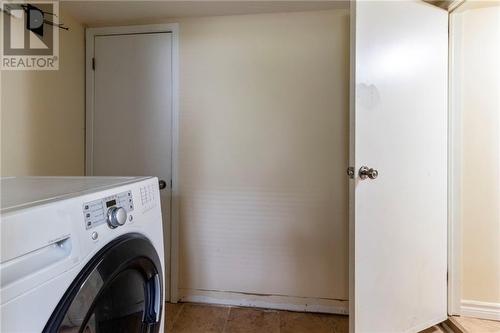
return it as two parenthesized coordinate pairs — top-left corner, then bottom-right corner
(87, 9), (350, 305)
(458, 5), (500, 304)
(175, 9), (349, 303)
(3, 7), (349, 305)
(1, 9), (85, 176)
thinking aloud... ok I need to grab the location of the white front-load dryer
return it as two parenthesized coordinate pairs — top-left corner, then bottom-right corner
(0, 177), (165, 333)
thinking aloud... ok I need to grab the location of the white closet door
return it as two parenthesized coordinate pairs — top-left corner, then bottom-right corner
(350, 1), (448, 332)
(91, 33), (173, 298)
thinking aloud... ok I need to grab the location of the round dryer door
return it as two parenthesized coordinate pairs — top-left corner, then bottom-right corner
(43, 234), (163, 333)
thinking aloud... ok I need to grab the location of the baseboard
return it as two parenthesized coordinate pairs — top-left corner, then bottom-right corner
(461, 300), (500, 321)
(178, 288), (349, 315)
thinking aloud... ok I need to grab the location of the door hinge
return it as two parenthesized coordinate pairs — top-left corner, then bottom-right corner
(92, 57), (95, 70)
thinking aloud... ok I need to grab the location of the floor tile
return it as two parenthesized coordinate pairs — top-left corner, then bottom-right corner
(224, 307), (279, 333)
(280, 311), (336, 333)
(420, 325), (446, 333)
(171, 303), (230, 333)
(331, 314), (349, 333)
(454, 316), (500, 333)
(162, 302), (500, 333)
(165, 302), (184, 331)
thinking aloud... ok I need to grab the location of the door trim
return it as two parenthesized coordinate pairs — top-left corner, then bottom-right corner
(348, 1), (356, 332)
(448, 10), (463, 317)
(85, 23), (180, 303)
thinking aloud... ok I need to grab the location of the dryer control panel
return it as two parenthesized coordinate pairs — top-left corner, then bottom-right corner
(82, 190), (134, 230)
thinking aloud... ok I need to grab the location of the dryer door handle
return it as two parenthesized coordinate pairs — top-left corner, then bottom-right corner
(144, 273), (162, 323)
(153, 273), (161, 322)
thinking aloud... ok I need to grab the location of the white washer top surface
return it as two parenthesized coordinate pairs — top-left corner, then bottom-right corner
(1, 176), (151, 213)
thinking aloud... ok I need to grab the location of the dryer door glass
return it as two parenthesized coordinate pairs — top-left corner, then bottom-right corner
(44, 235), (163, 333)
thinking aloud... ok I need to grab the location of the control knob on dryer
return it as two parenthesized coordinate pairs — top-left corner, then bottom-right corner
(107, 206), (127, 228)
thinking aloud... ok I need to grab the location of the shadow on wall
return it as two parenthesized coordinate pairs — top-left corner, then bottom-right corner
(0, 8), (85, 176)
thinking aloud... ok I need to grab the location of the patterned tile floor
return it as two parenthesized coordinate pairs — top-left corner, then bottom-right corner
(164, 302), (452, 333)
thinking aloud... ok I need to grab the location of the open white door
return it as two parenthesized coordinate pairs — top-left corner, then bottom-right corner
(350, 1), (448, 332)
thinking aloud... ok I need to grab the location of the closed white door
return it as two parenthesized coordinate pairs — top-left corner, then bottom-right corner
(90, 33), (173, 298)
(350, 1), (448, 332)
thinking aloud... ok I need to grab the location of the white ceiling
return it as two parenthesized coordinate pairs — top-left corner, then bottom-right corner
(61, 1), (349, 27)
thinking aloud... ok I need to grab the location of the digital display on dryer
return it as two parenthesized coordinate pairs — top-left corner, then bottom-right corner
(106, 199), (116, 208)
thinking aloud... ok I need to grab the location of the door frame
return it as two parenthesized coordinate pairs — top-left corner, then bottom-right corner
(85, 23), (180, 303)
(348, 1), (356, 331)
(448, 4), (500, 320)
(448, 9), (463, 317)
